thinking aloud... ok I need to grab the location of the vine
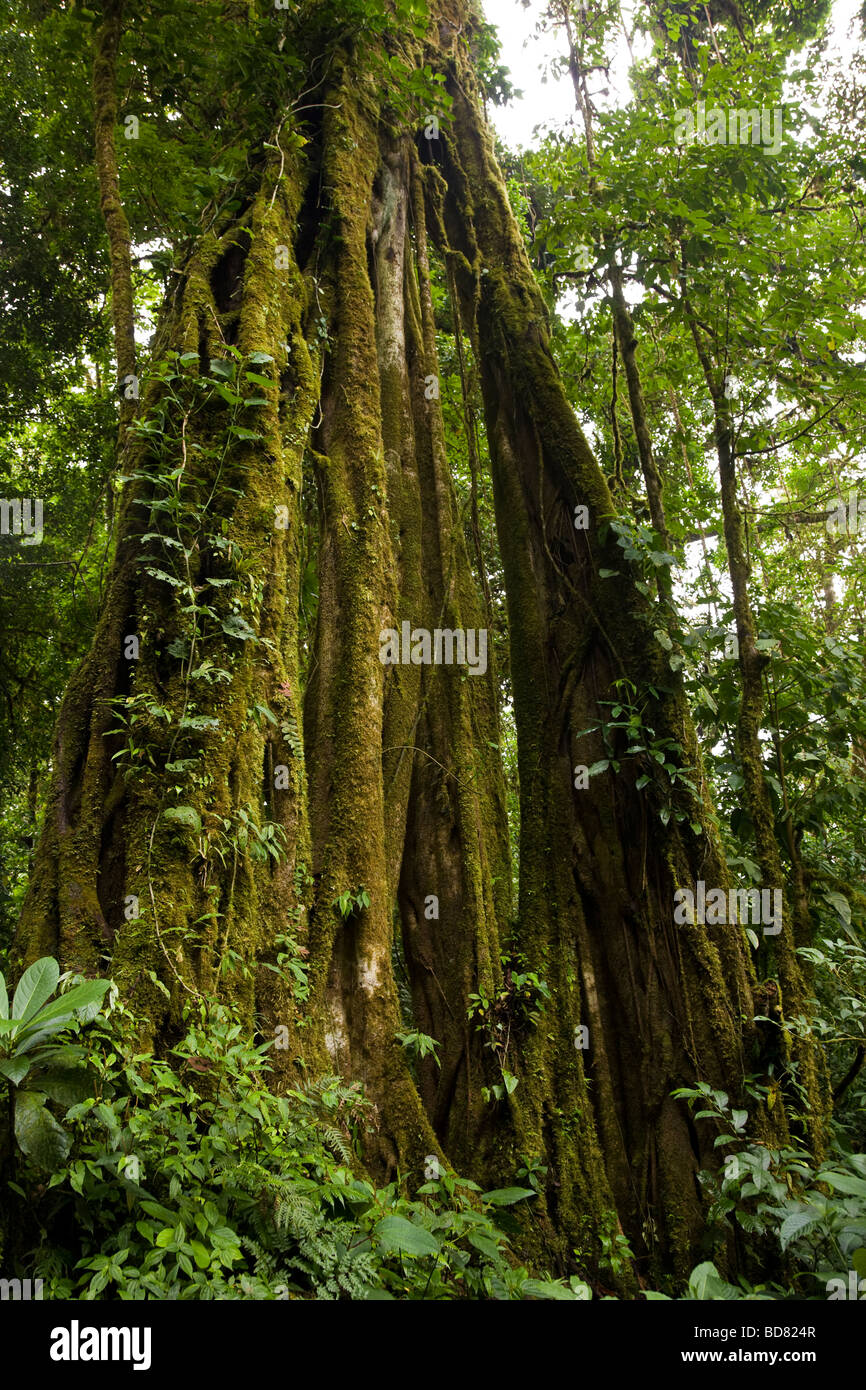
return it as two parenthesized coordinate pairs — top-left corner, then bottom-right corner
(105, 347), (289, 992)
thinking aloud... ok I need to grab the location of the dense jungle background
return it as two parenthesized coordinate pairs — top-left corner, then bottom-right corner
(0, 0), (864, 1302)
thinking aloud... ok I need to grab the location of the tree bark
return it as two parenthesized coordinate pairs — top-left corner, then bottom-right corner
(681, 278), (829, 1147)
(429, 62), (779, 1275)
(92, 0), (136, 430)
(12, 0), (825, 1283)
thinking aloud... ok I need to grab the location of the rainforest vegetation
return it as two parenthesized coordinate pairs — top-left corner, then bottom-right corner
(0, 0), (864, 1303)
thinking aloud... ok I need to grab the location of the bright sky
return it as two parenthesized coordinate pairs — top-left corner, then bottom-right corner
(481, 0), (863, 148)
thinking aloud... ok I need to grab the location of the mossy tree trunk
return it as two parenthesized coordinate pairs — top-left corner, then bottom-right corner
(12, 0), (828, 1283)
(428, 61), (804, 1276)
(15, 14), (513, 1199)
(15, 136), (319, 1060)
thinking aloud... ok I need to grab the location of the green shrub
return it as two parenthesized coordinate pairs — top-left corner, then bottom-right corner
(1, 980), (588, 1301)
(664, 1082), (866, 1299)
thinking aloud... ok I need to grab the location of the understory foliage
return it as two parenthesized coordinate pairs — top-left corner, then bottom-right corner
(655, 1072), (866, 1300)
(1, 983), (588, 1301)
(1, 953), (862, 1299)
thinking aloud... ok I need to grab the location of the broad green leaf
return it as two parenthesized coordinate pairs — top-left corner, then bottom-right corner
(221, 614), (256, 641)
(687, 1261), (721, 1298)
(140, 1199), (177, 1224)
(12, 957), (59, 1022)
(780, 1210), (821, 1250)
(0, 1055), (31, 1085)
(823, 892), (851, 928)
(24, 980), (109, 1030)
(26, 1067), (92, 1107)
(820, 1171), (866, 1199)
(481, 1187), (536, 1206)
(467, 1230), (501, 1260)
(521, 1278), (580, 1300)
(0, 970), (7, 1020)
(374, 1215), (440, 1257)
(687, 1261), (740, 1299)
(74, 992), (105, 1025)
(189, 1240), (211, 1270)
(14, 1091), (71, 1169)
(16, 1018), (78, 1052)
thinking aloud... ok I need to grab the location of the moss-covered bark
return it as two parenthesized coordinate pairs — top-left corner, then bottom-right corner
(15, 141), (318, 1076)
(608, 261), (670, 567)
(300, 76), (513, 1178)
(423, 55), (783, 1276)
(18, 16), (514, 1195)
(12, 0), (830, 1289)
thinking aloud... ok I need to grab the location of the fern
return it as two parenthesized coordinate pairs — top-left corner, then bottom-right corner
(13, 997), (570, 1301)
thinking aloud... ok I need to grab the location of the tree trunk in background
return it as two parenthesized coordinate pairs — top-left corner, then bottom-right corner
(92, 0), (136, 433)
(682, 285), (829, 1146)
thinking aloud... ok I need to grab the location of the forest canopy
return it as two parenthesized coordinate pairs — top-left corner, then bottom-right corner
(0, 0), (864, 1313)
